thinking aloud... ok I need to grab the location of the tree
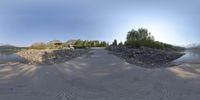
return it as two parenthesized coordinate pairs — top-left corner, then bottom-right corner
(100, 41), (107, 47)
(119, 42), (123, 46)
(112, 39), (118, 46)
(91, 40), (100, 47)
(74, 39), (84, 48)
(126, 28), (154, 42)
(73, 40), (108, 48)
(125, 28), (175, 49)
(126, 28), (155, 47)
(83, 40), (89, 47)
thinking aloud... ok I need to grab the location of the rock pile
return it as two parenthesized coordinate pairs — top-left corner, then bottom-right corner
(107, 46), (184, 68)
(16, 49), (88, 64)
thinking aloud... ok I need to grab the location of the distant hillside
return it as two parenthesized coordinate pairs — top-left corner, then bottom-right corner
(187, 43), (200, 50)
(0, 43), (4, 46)
(0, 44), (16, 49)
(0, 43), (9, 46)
(189, 46), (200, 50)
(0, 44), (26, 53)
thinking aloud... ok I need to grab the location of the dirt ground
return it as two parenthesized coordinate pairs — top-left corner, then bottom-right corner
(0, 48), (200, 100)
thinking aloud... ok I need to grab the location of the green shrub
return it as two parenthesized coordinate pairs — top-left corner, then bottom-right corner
(30, 42), (47, 49)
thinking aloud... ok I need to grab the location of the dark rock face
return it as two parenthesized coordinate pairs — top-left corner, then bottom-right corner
(107, 46), (184, 68)
(16, 49), (89, 64)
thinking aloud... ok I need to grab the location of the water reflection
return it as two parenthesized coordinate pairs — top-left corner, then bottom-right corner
(0, 51), (25, 63)
(173, 49), (200, 64)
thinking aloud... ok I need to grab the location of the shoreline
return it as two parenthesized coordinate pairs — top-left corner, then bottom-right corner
(107, 46), (184, 68)
(15, 48), (90, 65)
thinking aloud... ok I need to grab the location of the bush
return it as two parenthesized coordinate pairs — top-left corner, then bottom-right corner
(30, 42), (47, 49)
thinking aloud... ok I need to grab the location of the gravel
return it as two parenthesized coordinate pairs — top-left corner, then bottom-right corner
(16, 49), (90, 65)
(107, 45), (184, 68)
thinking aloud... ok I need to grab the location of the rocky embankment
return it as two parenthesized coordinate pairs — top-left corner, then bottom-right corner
(107, 46), (184, 68)
(16, 49), (89, 64)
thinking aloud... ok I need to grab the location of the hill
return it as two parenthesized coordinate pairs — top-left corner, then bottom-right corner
(187, 43), (200, 50)
(0, 44), (16, 49)
(0, 44), (26, 53)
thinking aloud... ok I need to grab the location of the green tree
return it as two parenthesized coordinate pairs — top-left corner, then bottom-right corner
(112, 39), (118, 46)
(126, 28), (154, 42)
(74, 39), (85, 48)
(100, 41), (107, 47)
(83, 40), (89, 47)
(119, 42), (123, 46)
(91, 40), (100, 47)
(125, 28), (175, 49)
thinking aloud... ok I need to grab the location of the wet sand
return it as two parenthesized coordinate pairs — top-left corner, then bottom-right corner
(0, 48), (200, 100)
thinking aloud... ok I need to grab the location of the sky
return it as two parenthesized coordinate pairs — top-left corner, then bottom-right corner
(0, 0), (200, 47)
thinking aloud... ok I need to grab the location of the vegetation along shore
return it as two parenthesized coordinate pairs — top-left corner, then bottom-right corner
(107, 28), (185, 68)
(16, 40), (108, 64)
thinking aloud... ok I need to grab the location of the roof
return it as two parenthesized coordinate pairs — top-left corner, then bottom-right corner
(47, 40), (62, 44)
(65, 40), (78, 45)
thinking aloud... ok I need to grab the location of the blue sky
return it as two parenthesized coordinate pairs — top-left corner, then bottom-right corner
(0, 0), (200, 47)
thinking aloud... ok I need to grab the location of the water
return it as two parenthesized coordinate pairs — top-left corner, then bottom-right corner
(0, 51), (25, 63)
(173, 49), (200, 64)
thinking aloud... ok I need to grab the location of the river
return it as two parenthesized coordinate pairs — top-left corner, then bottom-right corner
(0, 51), (25, 63)
(173, 49), (200, 64)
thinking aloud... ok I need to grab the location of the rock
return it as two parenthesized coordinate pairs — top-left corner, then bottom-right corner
(16, 49), (89, 64)
(107, 45), (184, 68)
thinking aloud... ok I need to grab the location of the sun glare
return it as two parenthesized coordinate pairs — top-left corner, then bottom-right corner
(133, 17), (177, 44)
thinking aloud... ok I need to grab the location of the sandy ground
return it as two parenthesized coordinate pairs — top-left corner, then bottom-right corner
(0, 48), (200, 100)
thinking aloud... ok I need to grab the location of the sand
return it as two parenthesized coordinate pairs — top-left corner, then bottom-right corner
(0, 48), (200, 100)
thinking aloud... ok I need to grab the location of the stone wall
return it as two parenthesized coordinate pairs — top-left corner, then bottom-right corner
(16, 49), (88, 64)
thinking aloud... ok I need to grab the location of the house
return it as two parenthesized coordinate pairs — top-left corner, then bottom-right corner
(65, 40), (77, 46)
(47, 40), (63, 48)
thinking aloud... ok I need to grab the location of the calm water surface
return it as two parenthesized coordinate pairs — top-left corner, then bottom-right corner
(173, 49), (200, 64)
(0, 52), (25, 63)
